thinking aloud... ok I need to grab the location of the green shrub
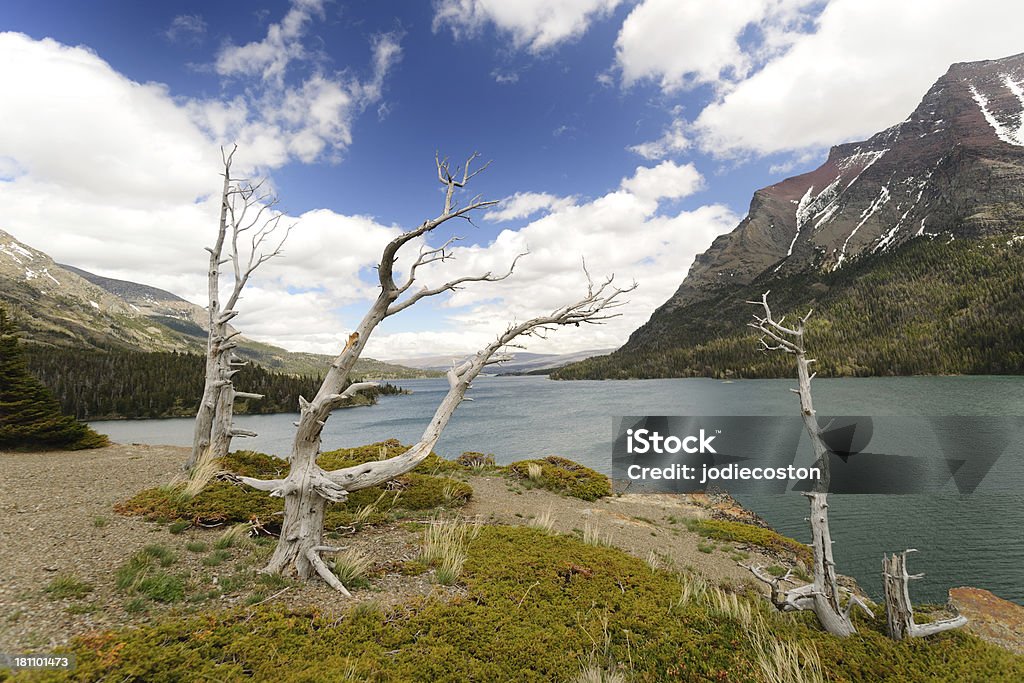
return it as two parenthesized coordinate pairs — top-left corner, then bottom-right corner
(220, 450), (289, 477)
(319, 439), (460, 475)
(455, 451), (497, 470)
(506, 456), (611, 501)
(168, 520), (191, 534)
(44, 574), (93, 600)
(685, 518), (813, 566)
(117, 443), (472, 531)
(202, 549), (232, 567)
(115, 547), (185, 604)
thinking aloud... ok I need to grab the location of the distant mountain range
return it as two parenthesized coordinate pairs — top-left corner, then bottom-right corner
(556, 53), (1024, 380)
(390, 349), (614, 375)
(0, 229), (436, 379)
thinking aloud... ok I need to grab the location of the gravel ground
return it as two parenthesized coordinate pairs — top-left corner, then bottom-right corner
(0, 443), (779, 653)
(0, 444), (443, 652)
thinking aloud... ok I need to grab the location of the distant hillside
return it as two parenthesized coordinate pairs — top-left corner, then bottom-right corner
(492, 350), (614, 375)
(387, 350), (611, 375)
(22, 345), (407, 420)
(0, 229), (435, 379)
(552, 234), (1024, 379)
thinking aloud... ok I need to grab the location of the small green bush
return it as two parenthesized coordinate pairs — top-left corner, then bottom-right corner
(319, 439), (460, 475)
(117, 443), (472, 531)
(141, 544), (177, 567)
(506, 456), (611, 501)
(202, 549), (232, 567)
(685, 518), (813, 566)
(115, 547), (185, 604)
(168, 520), (191, 534)
(455, 451), (497, 470)
(44, 574), (93, 600)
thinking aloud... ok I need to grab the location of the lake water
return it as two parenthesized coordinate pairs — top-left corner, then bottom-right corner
(91, 375), (1024, 605)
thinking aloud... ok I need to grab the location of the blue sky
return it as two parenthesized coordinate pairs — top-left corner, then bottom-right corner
(2, 0), (1023, 358)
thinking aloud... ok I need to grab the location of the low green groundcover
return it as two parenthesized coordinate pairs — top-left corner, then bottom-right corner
(12, 526), (1023, 682)
(686, 518), (814, 567)
(507, 455), (611, 501)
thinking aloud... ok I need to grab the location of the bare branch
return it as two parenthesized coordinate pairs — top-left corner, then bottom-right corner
(387, 252), (528, 316)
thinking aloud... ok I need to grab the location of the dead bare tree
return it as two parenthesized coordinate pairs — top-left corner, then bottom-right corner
(882, 549), (966, 640)
(186, 145), (291, 471)
(237, 153), (633, 590)
(745, 292), (967, 640)
(744, 291), (872, 637)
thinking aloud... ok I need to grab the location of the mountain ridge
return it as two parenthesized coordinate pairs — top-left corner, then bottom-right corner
(0, 229), (436, 379)
(666, 52), (1024, 311)
(556, 52), (1024, 380)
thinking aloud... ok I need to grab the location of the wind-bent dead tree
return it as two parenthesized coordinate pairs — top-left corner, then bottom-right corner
(744, 291), (872, 637)
(882, 549), (967, 640)
(186, 145), (290, 471)
(237, 153), (633, 591)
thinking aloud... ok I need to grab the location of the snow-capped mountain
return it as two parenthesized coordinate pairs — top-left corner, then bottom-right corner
(667, 52), (1024, 310)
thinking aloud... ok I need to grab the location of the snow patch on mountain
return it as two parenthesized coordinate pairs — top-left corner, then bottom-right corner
(0, 241), (36, 265)
(969, 75), (1024, 146)
(834, 184), (890, 270)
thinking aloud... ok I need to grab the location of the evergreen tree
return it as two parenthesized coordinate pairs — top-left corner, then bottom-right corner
(0, 309), (108, 450)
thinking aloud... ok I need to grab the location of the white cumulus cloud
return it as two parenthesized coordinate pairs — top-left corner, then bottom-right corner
(619, 160), (704, 203)
(485, 192), (576, 222)
(691, 0), (1024, 157)
(0, 30), (406, 357)
(433, 0), (623, 53)
(628, 116), (691, 160)
(615, 0), (818, 91)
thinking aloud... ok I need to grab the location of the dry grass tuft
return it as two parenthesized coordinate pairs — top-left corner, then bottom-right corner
(528, 507), (556, 534)
(420, 517), (481, 585)
(332, 548), (373, 589)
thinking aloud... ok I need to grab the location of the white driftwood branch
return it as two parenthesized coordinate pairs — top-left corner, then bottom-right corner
(386, 252), (526, 317)
(236, 476), (296, 498)
(883, 550), (967, 639)
(233, 391), (264, 400)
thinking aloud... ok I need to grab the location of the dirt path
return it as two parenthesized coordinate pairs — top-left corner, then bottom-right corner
(0, 444), (777, 652)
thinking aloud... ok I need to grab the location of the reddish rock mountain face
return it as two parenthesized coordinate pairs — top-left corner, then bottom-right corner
(667, 52), (1024, 310)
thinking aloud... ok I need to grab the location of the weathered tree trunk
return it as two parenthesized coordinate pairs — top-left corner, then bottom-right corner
(746, 292), (870, 636)
(185, 146), (281, 472)
(748, 292), (969, 639)
(883, 550), (967, 639)
(188, 161), (233, 470)
(239, 153), (631, 591)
